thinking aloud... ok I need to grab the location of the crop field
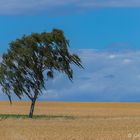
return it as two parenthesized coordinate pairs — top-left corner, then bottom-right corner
(0, 102), (140, 140)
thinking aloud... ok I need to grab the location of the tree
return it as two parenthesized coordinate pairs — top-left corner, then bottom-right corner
(0, 29), (83, 118)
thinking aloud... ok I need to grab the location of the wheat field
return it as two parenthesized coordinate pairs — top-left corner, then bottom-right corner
(0, 101), (140, 140)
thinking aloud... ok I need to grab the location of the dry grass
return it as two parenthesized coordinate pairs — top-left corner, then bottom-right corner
(0, 101), (140, 140)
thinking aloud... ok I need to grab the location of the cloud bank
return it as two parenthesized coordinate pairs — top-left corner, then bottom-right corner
(32, 49), (140, 102)
(1, 0), (140, 15)
(1, 49), (140, 102)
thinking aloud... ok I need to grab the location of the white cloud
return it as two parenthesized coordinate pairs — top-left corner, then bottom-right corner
(108, 54), (116, 59)
(79, 0), (140, 8)
(0, 0), (81, 15)
(1, 0), (140, 15)
(123, 58), (132, 64)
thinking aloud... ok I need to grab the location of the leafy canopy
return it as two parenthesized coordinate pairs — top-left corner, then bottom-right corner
(0, 29), (83, 102)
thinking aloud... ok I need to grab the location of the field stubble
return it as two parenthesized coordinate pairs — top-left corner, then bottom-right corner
(0, 102), (140, 140)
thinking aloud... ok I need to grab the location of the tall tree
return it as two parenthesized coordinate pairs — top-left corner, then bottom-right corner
(0, 29), (83, 118)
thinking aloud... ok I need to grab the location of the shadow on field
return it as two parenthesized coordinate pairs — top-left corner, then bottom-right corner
(0, 114), (75, 120)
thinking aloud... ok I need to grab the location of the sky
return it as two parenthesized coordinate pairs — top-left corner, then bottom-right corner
(1, 0), (140, 101)
(2, 8), (140, 52)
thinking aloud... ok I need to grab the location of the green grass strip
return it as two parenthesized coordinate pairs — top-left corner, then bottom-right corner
(0, 114), (75, 120)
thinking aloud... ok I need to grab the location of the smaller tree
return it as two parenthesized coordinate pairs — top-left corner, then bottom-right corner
(0, 29), (83, 118)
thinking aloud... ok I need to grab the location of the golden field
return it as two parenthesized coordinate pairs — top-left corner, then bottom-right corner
(0, 102), (140, 140)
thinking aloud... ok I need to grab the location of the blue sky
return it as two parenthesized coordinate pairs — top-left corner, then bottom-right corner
(2, 8), (140, 52)
(1, 1), (140, 102)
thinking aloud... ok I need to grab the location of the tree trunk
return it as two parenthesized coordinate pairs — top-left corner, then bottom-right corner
(29, 99), (36, 118)
(29, 83), (39, 118)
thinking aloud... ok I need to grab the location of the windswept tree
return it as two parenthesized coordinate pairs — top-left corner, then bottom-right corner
(0, 29), (83, 118)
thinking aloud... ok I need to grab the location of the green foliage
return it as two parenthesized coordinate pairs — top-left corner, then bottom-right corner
(0, 29), (83, 102)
